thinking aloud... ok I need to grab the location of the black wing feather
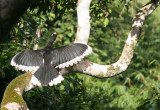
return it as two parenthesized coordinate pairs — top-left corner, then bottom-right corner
(51, 43), (92, 68)
(11, 50), (44, 71)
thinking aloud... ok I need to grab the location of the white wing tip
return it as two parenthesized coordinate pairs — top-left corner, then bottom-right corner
(25, 74), (64, 91)
(30, 75), (42, 86)
(11, 60), (39, 72)
(11, 52), (40, 72)
(49, 75), (64, 86)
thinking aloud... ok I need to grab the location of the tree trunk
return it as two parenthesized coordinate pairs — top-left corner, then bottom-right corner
(0, 0), (36, 42)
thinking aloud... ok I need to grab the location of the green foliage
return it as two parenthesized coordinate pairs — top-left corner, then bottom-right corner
(1, 0), (160, 110)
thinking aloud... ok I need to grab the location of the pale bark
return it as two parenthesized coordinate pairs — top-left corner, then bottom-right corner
(74, 0), (91, 44)
(67, 0), (160, 78)
(33, 28), (42, 50)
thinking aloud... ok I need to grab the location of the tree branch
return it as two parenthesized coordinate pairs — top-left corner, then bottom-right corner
(64, 0), (160, 77)
(74, 0), (92, 44)
(33, 28), (42, 50)
(0, 73), (32, 110)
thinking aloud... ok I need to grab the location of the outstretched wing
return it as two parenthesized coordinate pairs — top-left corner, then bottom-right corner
(52, 43), (92, 68)
(11, 50), (44, 72)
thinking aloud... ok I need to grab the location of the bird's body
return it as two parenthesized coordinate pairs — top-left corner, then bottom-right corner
(11, 34), (92, 86)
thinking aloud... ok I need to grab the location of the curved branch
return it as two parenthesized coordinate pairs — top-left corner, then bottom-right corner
(69, 0), (160, 77)
(0, 73), (32, 110)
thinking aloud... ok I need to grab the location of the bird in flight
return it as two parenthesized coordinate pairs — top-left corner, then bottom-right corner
(11, 33), (92, 86)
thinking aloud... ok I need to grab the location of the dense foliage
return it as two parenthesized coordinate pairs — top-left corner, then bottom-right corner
(1, 0), (160, 109)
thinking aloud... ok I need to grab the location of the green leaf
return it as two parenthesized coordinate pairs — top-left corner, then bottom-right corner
(104, 18), (109, 27)
(14, 27), (18, 34)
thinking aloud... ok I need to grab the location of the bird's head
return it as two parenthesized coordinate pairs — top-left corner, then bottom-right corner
(50, 32), (57, 42)
(46, 32), (57, 47)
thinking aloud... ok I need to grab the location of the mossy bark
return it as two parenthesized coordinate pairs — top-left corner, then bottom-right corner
(0, 73), (32, 110)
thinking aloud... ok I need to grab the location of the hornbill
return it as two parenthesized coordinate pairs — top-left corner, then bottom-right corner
(11, 33), (92, 86)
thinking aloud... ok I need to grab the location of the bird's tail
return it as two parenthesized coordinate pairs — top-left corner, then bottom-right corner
(31, 64), (64, 86)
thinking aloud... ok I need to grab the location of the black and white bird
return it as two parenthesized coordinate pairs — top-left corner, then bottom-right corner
(11, 33), (92, 86)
